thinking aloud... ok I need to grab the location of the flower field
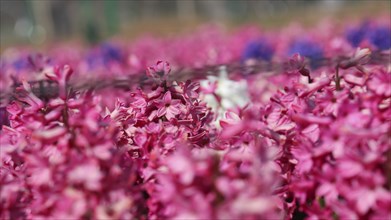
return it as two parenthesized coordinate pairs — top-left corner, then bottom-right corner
(0, 19), (390, 220)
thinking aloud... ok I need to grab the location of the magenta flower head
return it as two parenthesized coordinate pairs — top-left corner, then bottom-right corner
(156, 91), (182, 120)
(146, 61), (171, 82)
(45, 65), (73, 99)
(289, 53), (306, 70)
(352, 47), (371, 62)
(339, 48), (371, 69)
(289, 53), (311, 82)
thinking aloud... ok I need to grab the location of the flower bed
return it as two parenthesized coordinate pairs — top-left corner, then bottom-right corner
(0, 20), (390, 220)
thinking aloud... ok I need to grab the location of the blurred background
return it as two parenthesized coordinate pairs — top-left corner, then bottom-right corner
(1, 0), (390, 50)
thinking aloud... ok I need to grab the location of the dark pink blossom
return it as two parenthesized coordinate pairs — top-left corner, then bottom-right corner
(155, 91), (182, 120)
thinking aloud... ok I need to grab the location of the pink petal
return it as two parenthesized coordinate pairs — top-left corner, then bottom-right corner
(134, 132), (147, 147)
(356, 190), (376, 214)
(344, 74), (366, 86)
(92, 145), (112, 160)
(44, 108), (62, 121)
(299, 77), (331, 97)
(148, 110), (158, 121)
(316, 183), (338, 203)
(48, 98), (65, 108)
(33, 127), (67, 142)
(6, 102), (22, 116)
(165, 111), (175, 120)
(302, 124), (320, 143)
(145, 122), (161, 133)
(157, 107), (167, 118)
(220, 121), (245, 139)
(163, 91), (172, 103)
(130, 96), (147, 108)
(291, 114), (332, 125)
(225, 111), (241, 121)
(156, 60), (171, 75)
(29, 168), (52, 186)
(338, 160), (363, 178)
(233, 197), (273, 214)
(68, 164), (102, 190)
(167, 106), (181, 115)
(167, 154), (194, 185)
(298, 157), (313, 173)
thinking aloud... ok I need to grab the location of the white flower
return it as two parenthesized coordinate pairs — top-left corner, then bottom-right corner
(200, 66), (250, 128)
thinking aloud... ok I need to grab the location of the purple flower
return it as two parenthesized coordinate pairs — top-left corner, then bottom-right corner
(346, 23), (368, 47)
(368, 26), (391, 50)
(288, 39), (324, 68)
(242, 39), (274, 61)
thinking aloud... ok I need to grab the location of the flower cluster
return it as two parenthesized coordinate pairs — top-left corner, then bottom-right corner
(1, 66), (142, 219)
(233, 49), (391, 219)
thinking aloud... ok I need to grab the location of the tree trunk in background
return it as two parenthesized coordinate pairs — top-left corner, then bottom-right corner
(177, 0), (196, 21)
(200, 0), (228, 22)
(51, 1), (72, 39)
(142, 1), (159, 21)
(104, 0), (119, 36)
(30, 0), (53, 43)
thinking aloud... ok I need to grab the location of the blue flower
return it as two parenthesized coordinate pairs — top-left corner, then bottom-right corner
(242, 40), (274, 61)
(101, 43), (122, 64)
(12, 57), (31, 71)
(368, 26), (391, 50)
(346, 25), (367, 47)
(288, 40), (324, 60)
(86, 53), (101, 68)
(85, 43), (123, 68)
(288, 40), (324, 68)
